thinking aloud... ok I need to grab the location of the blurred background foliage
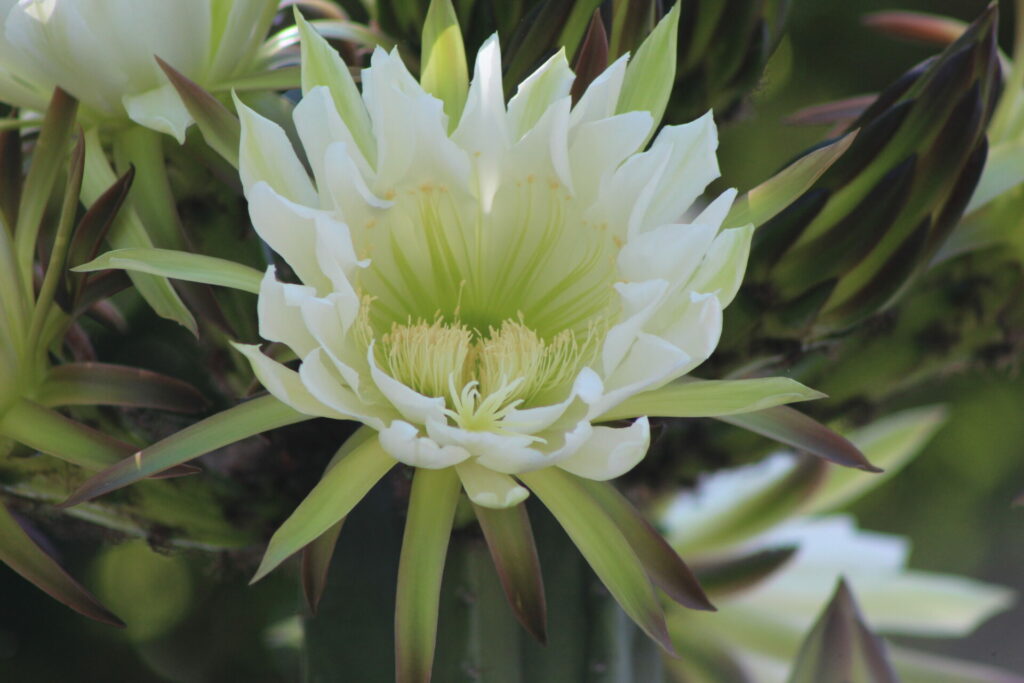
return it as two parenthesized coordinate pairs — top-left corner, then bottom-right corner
(2, 0), (1023, 680)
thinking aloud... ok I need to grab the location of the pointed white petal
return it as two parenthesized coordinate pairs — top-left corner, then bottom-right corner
(232, 343), (342, 418)
(246, 182), (332, 293)
(456, 460), (530, 508)
(641, 112), (720, 228)
(256, 268), (318, 357)
(506, 49), (574, 140)
(689, 225), (754, 306)
(236, 96), (317, 205)
(617, 222), (717, 284)
(557, 418), (650, 480)
(569, 54), (629, 130)
(123, 83), (193, 143)
(378, 419), (470, 468)
(298, 348), (387, 429)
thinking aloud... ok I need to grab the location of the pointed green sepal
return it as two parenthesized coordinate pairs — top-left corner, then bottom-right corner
(0, 501), (123, 626)
(74, 247), (263, 294)
(253, 436), (394, 583)
(518, 468), (675, 655)
(616, 2), (681, 129)
(806, 406), (947, 515)
(420, 0), (468, 129)
(717, 405), (882, 472)
(472, 502), (548, 644)
(37, 362), (208, 413)
(395, 466), (461, 683)
(62, 395), (311, 507)
(788, 579), (899, 683)
(157, 56), (241, 167)
(599, 377), (824, 423)
(0, 397), (132, 470)
(580, 479), (713, 611)
(295, 9), (377, 167)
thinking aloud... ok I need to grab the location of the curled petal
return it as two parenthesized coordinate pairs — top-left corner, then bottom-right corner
(557, 418), (650, 480)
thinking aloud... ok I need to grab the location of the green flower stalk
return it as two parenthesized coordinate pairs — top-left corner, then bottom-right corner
(64, 3), (832, 679)
(734, 5), (1001, 342)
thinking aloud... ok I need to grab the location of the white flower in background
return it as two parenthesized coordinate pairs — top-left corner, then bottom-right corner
(0, 0), (279, 140)
(663, 448), (1016, 683)
(233, 20), (756, 510)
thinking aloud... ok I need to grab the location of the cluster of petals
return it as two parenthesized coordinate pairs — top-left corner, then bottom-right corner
(235, 32), (753, 508)
(0, 0), (277, 140)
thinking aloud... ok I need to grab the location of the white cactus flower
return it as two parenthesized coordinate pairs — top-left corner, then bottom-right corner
(233, 22), (756, 510)
(0, 0), (279, 140)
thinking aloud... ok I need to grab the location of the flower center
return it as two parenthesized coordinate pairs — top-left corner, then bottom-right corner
(368, 314), (598, 418)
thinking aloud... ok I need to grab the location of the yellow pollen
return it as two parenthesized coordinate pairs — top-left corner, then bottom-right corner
(364, 313), (599, 428)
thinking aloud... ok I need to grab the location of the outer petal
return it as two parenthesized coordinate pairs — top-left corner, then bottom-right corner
(233, 343), (343, 419)
(506, 49), (574, 140)
(293, 85), (373, 194)
(569, 111), (652, 207)
(123, 83), (193, 142)
(236, 96), (317, 205)
(617, 222), (717, 284)
(298, 349), (388, 429)
(556, 418), (651, 480)
(246, 182), (332, 293)
(689, 225), (754, 307)
(256, 268), (318, 357)
(452, 34), (509, 210)
(378, 419), (470, 468)
(641, 112), (720, 229)
(593, 333), (691, 418)
(569, 54), (629, 130)
(455, 460), (530, 508)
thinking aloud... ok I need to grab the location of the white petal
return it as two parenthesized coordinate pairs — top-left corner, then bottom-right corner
(236, 96), (317, 205)
(593, 332), (691, 418)
(689, 225), (754, 307)
(366, 343), (447, 425)
(232, 343), (342, 419)
(641, 112), (720, 228)
(256, 268), (318, 357)
(568, 111), (652, 207)
(506, 49), (574, 140)
(569, 54), (629, 130)
(293, 85), (373, 195)
(601, 279), (669, 376)
(378, 419), (470, 468)
(456, 460), (529, 508)
(655, 292), (723, 375)
(693, 188), (737, 228)
(617, 222), (717, 284)
(123, 83), (193, 143)
(556, 417), (650, 480)
(298, 348), (387, 429)
(452, 34), (509, 210)
(504, 96), (573, 193)
(246, 182), (332, 293)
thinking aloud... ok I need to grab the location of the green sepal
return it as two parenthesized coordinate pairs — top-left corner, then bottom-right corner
(599, 377), (824, 423)
(518, 468), (675, 655)
(580, 479), (713, 612)
(787, 579), (898, 683)
(0, 500), (123, 626)
(296, 10), (377, 167)
(616, 2), (680, 132)
(395, 466), (461, 683)
(75, 247), (264, 294)
(62, 394), (310, 507)
(158, 57), (241, 168)
(37, 362), (208, 413)
(252, 436), (394, 583)
(472, 501), (548, 644)
(420, 0), (469, 129)
(81, 128), (196, 334)
(718, 405), (881, 471)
